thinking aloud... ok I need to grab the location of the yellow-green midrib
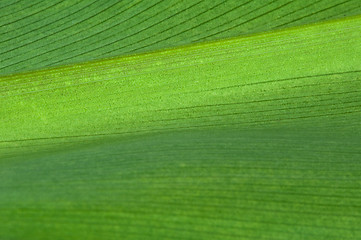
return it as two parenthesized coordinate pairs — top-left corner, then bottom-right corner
(1, 16), (360, 149)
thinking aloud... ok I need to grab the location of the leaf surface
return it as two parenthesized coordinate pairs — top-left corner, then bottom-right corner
(1, 1), (361, 240)
(1, 0), (361, 75)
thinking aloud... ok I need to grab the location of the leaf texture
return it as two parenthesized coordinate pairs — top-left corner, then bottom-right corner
(1, 1), (361, 240)
(1, 0), (361, 75)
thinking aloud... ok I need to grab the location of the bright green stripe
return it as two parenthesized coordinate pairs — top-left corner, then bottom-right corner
(1, 15), (360, 148)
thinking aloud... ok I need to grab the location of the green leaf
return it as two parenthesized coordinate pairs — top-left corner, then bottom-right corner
(1, 0), (361, 75)
(1, 1), (360, 239)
